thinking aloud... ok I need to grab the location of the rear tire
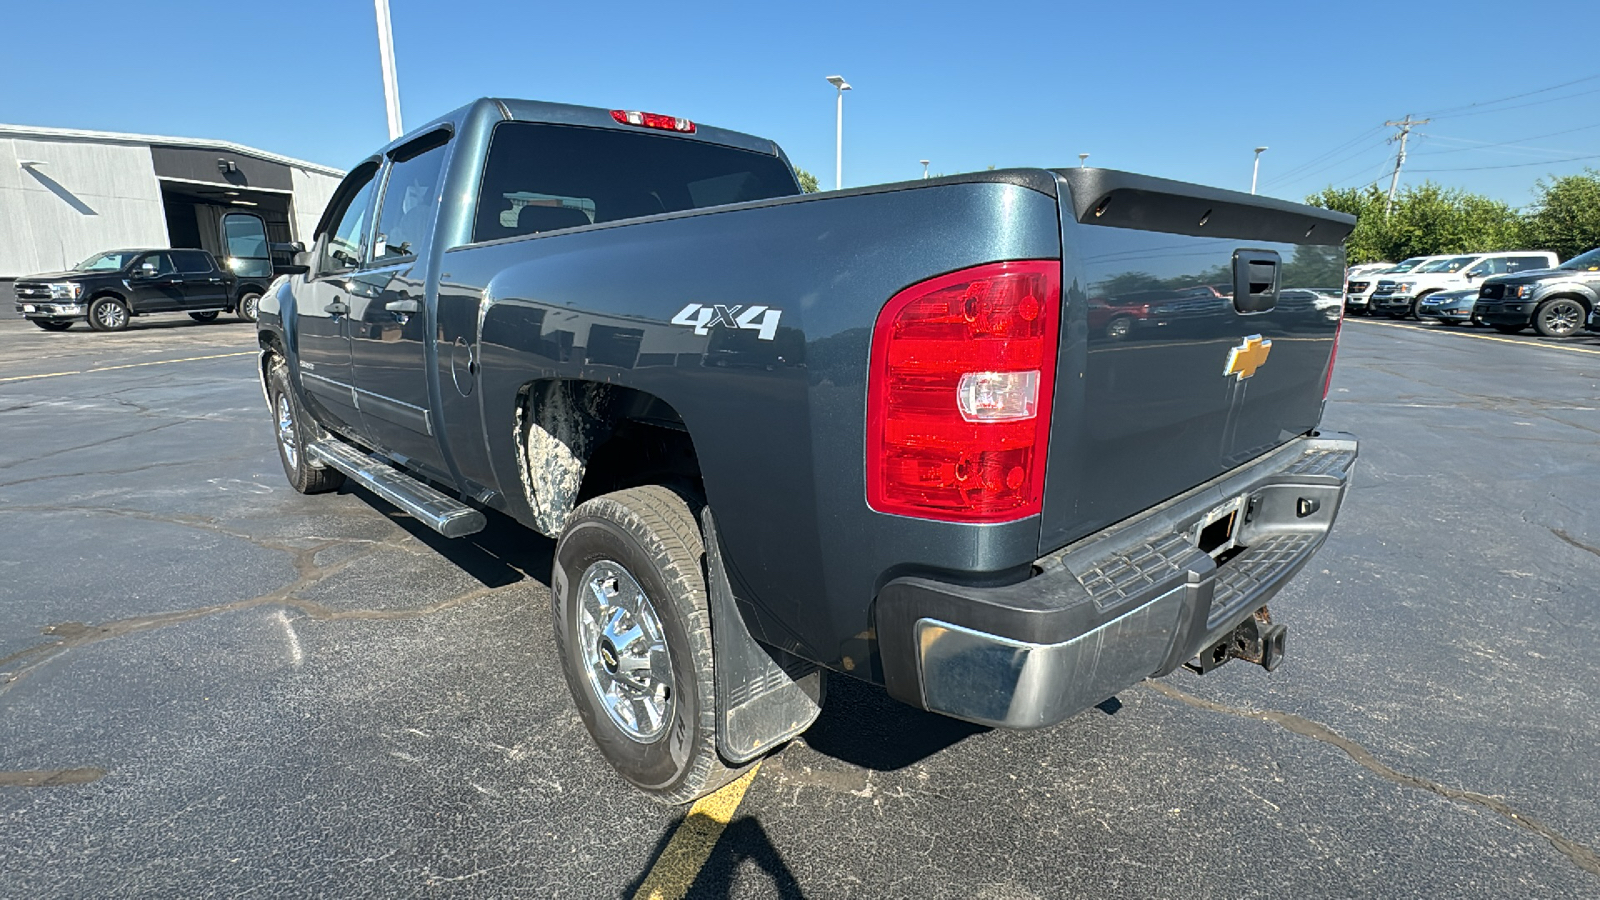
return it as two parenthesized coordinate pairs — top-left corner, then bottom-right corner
(551, 485), (740, 805)
(266, 359), (345, 495)
(1105, 316), (1133, 340)
(1533, 298), (1585, 338)
(189, 310), (220, 323)
(32, 320), (72, 332)
(87, 296), (130, 332)
(237, 292), (262, 323)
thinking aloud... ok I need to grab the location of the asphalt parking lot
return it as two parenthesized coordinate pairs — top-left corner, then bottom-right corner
(2, 313), (1598, 898)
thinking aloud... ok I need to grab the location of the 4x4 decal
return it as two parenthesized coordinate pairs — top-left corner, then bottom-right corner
(671, 303), (782, 341)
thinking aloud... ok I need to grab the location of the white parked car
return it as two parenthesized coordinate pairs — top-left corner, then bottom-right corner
(1344, 257), (1448, 315)
(1369, 250), (1558, 319)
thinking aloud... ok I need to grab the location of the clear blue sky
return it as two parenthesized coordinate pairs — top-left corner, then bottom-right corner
(3, 0), (1596, 209)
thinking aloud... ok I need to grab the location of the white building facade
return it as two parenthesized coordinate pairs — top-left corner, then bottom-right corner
(0, 124), (343, 279)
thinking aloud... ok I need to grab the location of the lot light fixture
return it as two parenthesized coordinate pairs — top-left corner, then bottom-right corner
(1251, 146), (1268, 194)
(826, 75), (851, 190)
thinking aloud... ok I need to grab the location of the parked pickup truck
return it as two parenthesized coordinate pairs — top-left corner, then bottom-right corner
(257, 98), (1359, 803)
(1474, 246), (1600, 337)
(15, 248), (254, 331)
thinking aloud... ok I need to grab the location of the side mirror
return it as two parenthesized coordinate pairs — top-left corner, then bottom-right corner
(1464, 271), (1477, 281)
(279, 250), (312, 276)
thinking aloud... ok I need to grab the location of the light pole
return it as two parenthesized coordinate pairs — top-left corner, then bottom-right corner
(374, 0), (403, 140)
(1078, 153), (1090, 168)
(826, 75), (851, 190)
(1251, 146), (1268, 194)
(920, 159), (930, 180)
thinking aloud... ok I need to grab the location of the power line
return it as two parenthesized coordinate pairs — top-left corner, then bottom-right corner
(1407, 153), (1600, 173)
(1261, 133), (1392, 189)
(1419, 72), (1600, 119)
(1259, 125), (1386, 186)
(1406, 121), (1600, 158)
(1429, 86), (1600, 120)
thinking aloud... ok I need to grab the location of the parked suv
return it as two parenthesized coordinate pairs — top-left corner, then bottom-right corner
(1369, 251), (1557, 319)
(1345, 256), (1445, 315)
(1475, 246), (1600, 337)
(14, 249), (243, 332)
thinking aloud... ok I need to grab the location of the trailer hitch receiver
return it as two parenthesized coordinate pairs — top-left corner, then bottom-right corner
(1186, 607), (1286, 675)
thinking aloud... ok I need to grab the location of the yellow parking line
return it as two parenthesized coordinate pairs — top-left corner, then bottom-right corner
(632, 763), (762, 900)
(1347, 319), (1600, 356)
(0, 351), (255, 384)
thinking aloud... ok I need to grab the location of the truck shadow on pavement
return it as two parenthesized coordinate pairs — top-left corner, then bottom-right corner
(624, 815), (807, 900)
(361, 493), (555, 589)
(799, 674), (990, 771)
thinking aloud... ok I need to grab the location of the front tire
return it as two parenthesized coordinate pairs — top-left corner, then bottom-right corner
(1533, 298), (1585, 338)
(552, 486), (738, 805)
(1105, 316), (1133, 340)
(32, 320), (72, 332)
(87, 296), (130, 332)
(237, 292), (262, 323)
(266, 360), (345, 494)
(189, 310), (220, 323)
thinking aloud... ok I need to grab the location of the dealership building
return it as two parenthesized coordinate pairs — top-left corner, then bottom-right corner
(0, 123), (344, 281)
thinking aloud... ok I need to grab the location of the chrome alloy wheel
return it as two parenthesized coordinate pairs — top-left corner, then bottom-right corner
(96, 302), (127, 330)
(576, 559), (674, 742)
(275, 392), (298, 470)
(1540, 301), (1582, 336)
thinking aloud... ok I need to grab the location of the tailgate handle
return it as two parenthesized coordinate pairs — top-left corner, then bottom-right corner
(1232, 250), (1281, 314)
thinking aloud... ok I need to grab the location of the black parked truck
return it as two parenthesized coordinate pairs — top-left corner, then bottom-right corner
(257, 98), (1360, 803)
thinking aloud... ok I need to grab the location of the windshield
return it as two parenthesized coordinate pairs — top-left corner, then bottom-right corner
(73, 251), (137, 271)
(1389, 257), (1428, 273)
(1558, 248), (1600, 271)
(1417, 256), (1474, 273)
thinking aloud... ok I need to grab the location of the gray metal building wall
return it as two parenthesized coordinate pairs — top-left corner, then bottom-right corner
(0, 126), (343, 279)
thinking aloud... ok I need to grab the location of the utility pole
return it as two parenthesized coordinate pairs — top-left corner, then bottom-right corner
(374, 0), (403, 140)
(1383, 115), (1429, 216)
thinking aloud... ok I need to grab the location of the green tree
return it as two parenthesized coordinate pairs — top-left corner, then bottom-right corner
(1306, 182), (1522, 264)
(1522, 169), (1600, 260)
(794, 167), (821, 193)
(1305, 185), (1388, 264)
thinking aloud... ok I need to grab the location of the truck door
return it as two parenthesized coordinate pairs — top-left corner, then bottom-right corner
(170, 249), (227, 309)
(346, 130), (452, 475)
(127, 252), (182, 312)
(296, 160), (381, 438)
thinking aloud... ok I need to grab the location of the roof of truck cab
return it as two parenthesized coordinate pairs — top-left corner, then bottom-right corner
(490, 98), (782, 156)
(369, 98), (784, 162)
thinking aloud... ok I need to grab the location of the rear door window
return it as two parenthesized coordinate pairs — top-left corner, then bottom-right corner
(1507, 256), (1550, 273)
(471, 122), (799, 244)
(171, 250), (214, 274)
(373, 130), (451, 262)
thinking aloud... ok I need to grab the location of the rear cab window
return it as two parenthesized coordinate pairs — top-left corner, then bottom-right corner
(470, 122), (800, 244)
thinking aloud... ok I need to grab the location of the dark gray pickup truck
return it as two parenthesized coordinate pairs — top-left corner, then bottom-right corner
(257, 97), (1359, 803)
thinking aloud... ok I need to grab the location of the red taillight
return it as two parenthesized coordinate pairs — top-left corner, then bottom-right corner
(1322, 304), (1345, 401)
(609, 109), (696, 133)
(867, 260), (1061, 523)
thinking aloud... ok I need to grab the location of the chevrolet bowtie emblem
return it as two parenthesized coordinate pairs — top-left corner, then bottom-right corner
(1225, 335), (1272, 381)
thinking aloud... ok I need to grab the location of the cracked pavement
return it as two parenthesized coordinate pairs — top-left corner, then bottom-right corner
(1, 313), (1598, 898)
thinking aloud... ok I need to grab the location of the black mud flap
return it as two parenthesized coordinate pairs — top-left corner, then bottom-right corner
(701, 509), (825, 764)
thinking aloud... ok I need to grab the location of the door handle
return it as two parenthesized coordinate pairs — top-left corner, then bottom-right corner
(325, 299), (350, 316)
(386, 298), (421, 314)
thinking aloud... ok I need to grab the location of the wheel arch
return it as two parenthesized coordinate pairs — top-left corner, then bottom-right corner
(511, 378), (701, 538)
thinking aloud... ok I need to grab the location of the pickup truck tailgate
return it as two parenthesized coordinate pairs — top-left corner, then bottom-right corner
(1038, 169), (1356, 554)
